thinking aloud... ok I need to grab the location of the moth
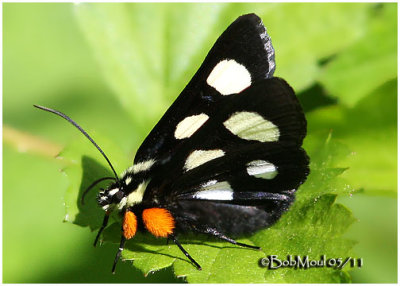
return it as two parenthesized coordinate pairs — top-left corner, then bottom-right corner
(35, 13), (309, 273)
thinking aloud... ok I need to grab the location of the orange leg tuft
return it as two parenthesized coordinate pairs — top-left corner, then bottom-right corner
(123, 211), (137, 239)
(142, 208), (175, 238)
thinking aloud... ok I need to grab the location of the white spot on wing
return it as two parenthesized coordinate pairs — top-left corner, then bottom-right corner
(194, 190), (233, 200)
(223, 111), (279, 142)
(184, 149), (225, 171)
(174, 114), (209, 139)
(194, 180), (233, 200)
(201, 179), (217, 188)
(246, 160), (278, 179)
(206, 59), (251, 95)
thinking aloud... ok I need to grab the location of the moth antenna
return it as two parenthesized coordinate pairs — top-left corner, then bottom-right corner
(33, 105), (120, 184)
(81, 176), (116, 205)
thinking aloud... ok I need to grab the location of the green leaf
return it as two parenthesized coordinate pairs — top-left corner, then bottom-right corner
(307, 79), (397, 196)
(74, 3), (169, 130)
(319, 3), (397, 107)
(60, 132), (131, 229)
(60, 131), (356, 282)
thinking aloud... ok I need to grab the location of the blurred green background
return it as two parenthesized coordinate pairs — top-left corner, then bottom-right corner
(3, 3), (397, 283)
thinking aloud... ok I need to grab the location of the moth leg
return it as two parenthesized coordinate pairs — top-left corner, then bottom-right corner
(112, 235), (126, 274)
(195, 226), (261, 250)
(169, 234), (202, 270)
(94, 211), (110, 247)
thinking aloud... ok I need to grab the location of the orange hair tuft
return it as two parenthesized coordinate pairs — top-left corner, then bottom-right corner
(142, 208), (175, 238)
(123, 211), (137, 239)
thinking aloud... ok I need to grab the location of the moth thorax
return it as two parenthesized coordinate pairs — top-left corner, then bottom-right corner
(125, 180), (150, 207)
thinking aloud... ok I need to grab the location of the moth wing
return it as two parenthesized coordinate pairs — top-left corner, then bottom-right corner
(143, 78), (308, 203)
(161, 142), (309, 236)
(133, 14), (309, 236)
(134, 13), (275, 163)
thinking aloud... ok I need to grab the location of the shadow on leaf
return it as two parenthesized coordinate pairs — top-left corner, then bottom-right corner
(73, 155), (115, 230)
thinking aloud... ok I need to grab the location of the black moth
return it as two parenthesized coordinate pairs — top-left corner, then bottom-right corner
(35, 13), (309, 273)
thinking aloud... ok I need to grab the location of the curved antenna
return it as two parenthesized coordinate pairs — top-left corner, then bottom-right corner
(81, 176), (116, 205)
(34, 105), (120, 183)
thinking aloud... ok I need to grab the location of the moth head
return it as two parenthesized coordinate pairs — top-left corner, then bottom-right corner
(97, 174), (149, 211)
(97, 182), (124, 211)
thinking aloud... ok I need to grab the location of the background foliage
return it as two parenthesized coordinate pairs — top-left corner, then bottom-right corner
(3, 3), (397, 283)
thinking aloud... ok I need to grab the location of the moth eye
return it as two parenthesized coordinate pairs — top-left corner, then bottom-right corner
(113, 191), (124, 201)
